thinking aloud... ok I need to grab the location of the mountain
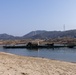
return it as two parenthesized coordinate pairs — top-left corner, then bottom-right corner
(23, 31), (62, 39)
(1, 29), (76, 40)
(23, 29), (76, 39)
(23, 30), (47, 39)
(0, 33), (15, 40)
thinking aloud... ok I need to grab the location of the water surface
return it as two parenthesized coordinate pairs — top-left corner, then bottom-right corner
(0, 47), (76, 62)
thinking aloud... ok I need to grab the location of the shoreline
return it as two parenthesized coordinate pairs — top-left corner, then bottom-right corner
(0, 52), (76, 75)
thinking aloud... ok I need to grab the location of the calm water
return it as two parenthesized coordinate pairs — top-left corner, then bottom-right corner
(1, 46), (76, 62)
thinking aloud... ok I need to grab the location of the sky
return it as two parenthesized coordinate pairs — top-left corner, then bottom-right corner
(0, 0), (76, 36)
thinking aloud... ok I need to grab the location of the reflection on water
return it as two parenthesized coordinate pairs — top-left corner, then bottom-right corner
(1, 47), (76, 62)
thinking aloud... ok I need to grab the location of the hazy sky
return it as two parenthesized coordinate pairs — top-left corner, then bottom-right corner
(0, 0), (76, 36)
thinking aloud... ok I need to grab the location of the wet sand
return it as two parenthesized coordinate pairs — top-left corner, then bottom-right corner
(0, 52), (76, 75)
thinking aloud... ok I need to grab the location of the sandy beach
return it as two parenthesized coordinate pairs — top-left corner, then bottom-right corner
(0, 52), (76, 75)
